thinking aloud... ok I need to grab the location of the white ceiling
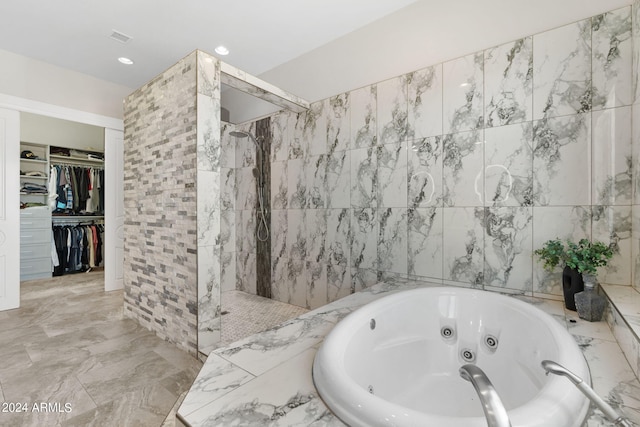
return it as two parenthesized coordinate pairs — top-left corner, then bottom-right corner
(0, 0), (418, 90)
(0, 0), (633, 123)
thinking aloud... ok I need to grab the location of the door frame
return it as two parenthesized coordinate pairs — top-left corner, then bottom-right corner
(0, 93), (124, 299)
(0, 108), (20, 310)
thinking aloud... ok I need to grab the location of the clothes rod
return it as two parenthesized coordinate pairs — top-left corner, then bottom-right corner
(52, 215), (104, 222)
(51, 161), (104, 169)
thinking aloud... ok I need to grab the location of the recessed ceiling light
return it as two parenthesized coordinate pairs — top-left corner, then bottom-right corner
(118, 57), (134, 65)
(215, 45), (229, 56)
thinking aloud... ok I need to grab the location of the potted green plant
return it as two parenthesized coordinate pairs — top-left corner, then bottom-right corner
(534, 238), (613, 311)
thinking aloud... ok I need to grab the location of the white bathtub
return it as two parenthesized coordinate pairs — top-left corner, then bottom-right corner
(313, 287), (591, 427)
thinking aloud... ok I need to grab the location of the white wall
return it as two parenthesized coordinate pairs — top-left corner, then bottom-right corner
(0, 49), (131, 120)
(259, 0), (633, 103)
(21, 112), (104, 151)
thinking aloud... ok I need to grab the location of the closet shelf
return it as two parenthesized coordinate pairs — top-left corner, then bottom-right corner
(50, 154), (104, 165)
(20, 175), (48, 180)
(20, 192), (48, 195)
(20, 158), (48, 164)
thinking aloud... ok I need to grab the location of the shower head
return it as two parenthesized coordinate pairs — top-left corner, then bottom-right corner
(229, 130), (249, 138)
(230, 130), (262, 152)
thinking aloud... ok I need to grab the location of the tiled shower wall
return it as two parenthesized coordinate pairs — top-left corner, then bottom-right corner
(220, 121), (261, 297)
(234, 5), (638, 310)
(633, 0), (640, 294)
(196, 51), (223, 355)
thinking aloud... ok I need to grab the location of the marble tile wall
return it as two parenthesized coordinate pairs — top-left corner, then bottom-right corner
(633, 0), (640, 293)
(196, 51), (223, 355)
(123, 52), (199, 355)
(255, 5), (636, 309)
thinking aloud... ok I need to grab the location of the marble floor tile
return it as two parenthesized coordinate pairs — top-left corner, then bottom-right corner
(566, 311), (618, 342)
(0, 272), (202, 426)
(160, 370), (206, 402)
(179, 353), (255, 417)
(41, 306), (123, 338)
(95, 316), (149, 339)
(215, 315), (335, 376)
(12, 348), (101, 385)
(0, 319), (42, 348)
(154, 342), (206, 380)
(185, 349), (343, 427)
(577, 335), (640, 425)
(0, 370), (96, 426)
(161, 391), (189, 427)
(78, 350), (183, 406)
(0, 313), (51, 337)
(64, 383), (179, 427)
(0, 344), (34, 382)
(25, 326), (108, 360)
(83, 327), (163, 361)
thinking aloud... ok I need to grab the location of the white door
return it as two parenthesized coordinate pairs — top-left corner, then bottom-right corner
(0, 108), (20, 310)
(104, 128), (124, 292)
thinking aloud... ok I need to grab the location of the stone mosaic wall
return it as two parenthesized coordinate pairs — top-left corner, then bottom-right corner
(123, 52), (199, 355)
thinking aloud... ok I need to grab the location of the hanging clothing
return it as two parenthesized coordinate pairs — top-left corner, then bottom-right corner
(48, 165), (58, 211)
(51, 229), (59, 272)
(52, 164), (104, 215)
(52, 223), (105, 275)
(64, 167), (73, 210)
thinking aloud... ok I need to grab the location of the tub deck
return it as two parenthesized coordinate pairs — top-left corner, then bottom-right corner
(177, 280), (640, 426)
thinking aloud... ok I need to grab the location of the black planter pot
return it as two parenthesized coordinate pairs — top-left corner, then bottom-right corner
(562, 266), (584, 311)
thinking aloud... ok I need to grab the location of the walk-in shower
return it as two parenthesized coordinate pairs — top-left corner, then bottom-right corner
(230, 130), (269, 242)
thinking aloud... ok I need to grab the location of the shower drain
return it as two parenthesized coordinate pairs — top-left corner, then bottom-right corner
(460, 349), (475, 362)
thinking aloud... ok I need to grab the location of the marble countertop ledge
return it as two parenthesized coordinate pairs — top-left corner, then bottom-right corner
(178, 280), (640, 426)
(601, 284), (640, 341)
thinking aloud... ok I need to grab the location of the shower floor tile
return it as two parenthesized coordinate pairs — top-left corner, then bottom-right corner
(220, 291), (308, 346)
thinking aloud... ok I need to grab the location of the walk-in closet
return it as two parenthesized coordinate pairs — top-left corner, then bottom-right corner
(19, 112), (106, 284)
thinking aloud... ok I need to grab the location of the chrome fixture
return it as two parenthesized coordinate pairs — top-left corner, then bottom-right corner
(459, 364), (512, 427)
(541, 360), (631, 427)
(229, 130), (269, 242)
(229, 130), (262, 153)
